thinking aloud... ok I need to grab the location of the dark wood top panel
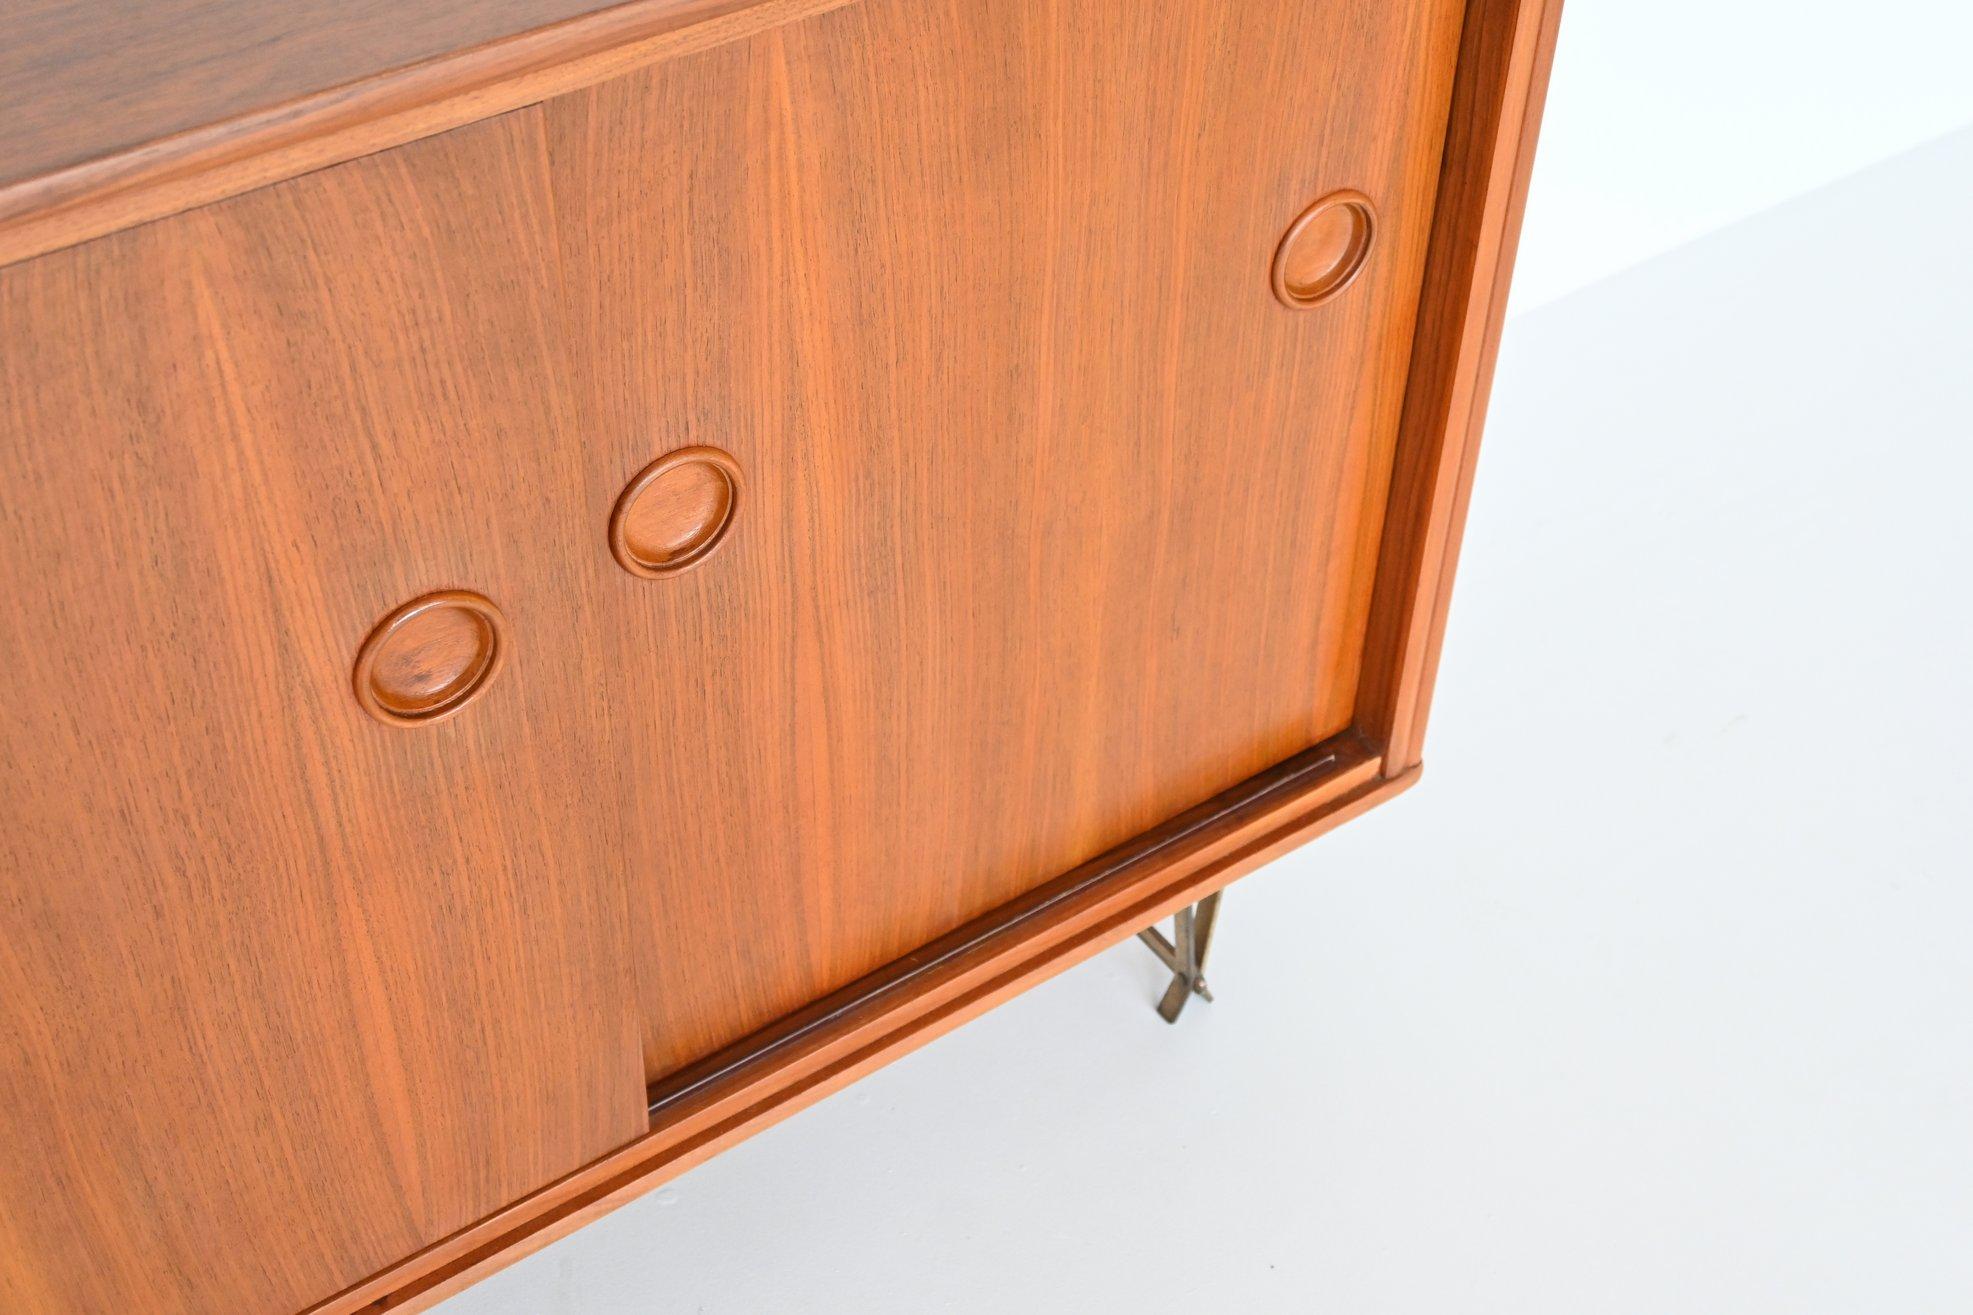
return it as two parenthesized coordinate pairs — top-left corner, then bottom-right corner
(3, 0), (619, 184)
(0, 0), (853, 268)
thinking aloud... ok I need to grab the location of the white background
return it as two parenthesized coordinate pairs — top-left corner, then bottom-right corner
(1514, 0), (1973, 308)
(445, 4), (1973, 1310)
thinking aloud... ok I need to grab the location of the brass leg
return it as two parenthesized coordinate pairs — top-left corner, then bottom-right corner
(1135, 890), (1222, 1023)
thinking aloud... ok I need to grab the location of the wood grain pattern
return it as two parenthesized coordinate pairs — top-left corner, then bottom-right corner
(0, 0), (1563, 1307)
(544, 0), (1469, 1083)
(0, 0), (856, 270)
(302, 738), (1401, 1315)
(368, 1), (1557, 1301)
(0, 109), (650, 1315)
(1356, 0), (1567, 771)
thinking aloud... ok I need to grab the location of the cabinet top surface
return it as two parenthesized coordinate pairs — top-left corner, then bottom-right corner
(0, 0), (630, 192)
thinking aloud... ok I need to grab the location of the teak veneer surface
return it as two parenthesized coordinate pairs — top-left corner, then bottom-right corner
(0, 112), (654, 1315)
(0, 0), (1562, 1309)
(544, 0), (1468, 1078)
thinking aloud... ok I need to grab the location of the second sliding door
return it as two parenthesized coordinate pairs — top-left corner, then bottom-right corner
(541, 0), (1470, 1082)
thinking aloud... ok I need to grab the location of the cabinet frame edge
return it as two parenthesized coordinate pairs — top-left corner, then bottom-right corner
(306, 738), (1403, 1315)
(1353, 0), (1567, 772)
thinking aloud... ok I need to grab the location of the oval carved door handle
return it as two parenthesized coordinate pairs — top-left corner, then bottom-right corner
(1271, 189), (1376, 309)
(609, 446), (742, 578)
(353, 590), (507, 726)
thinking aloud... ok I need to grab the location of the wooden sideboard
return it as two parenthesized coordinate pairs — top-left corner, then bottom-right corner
(0, 0), (1561, 1309)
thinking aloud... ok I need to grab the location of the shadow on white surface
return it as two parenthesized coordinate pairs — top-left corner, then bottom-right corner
(1513, 0), (1973, 309)
(443, 125), (1973, 1314)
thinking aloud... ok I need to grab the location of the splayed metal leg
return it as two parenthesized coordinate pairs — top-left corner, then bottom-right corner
(1136, 890), (1222, 1023)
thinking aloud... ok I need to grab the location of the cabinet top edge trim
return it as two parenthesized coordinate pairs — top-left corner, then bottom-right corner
(0, 0), (855, 271)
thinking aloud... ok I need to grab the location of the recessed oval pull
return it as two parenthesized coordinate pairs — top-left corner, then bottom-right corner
(1271, 190), (1376, 309)
(609, 446), (742, 579)
(353, 590), (507, 726)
